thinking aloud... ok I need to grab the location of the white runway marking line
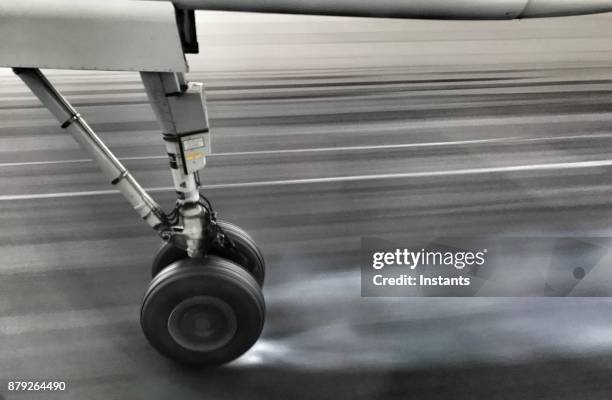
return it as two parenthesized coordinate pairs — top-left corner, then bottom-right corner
(2, 132), (612, 168)
(1, 159), (612, 201)
(0, 155), (165, 168)
(0, 137), (514, 168)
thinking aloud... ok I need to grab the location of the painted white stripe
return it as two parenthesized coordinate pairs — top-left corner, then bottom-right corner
(215, 137), (517, 156)
(3, 132), (612, 168)
(0, 158), (93, 167)
(0, 155), (163, 168)
(0, 159), (611, 201)
(0, 137), (515, 168)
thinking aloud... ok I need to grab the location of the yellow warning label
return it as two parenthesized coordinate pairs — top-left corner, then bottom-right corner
(185, 151), (203, 161)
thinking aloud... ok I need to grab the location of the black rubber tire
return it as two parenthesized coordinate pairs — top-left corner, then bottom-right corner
(151, 220), (265, 286)
(141, 256), (265, 367)
(151, 242), (187, 277)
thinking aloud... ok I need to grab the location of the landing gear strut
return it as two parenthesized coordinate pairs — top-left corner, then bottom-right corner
(14, 68), (265, 367)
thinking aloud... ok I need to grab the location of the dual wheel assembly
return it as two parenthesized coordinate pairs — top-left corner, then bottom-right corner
(140, 221), (266, 367)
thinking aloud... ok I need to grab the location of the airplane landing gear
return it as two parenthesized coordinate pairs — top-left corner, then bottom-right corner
(141, 256), (265, 366)
(147, 217), (266, 365)
(14, 68), (267, 367)
(152, 220), (266, 286)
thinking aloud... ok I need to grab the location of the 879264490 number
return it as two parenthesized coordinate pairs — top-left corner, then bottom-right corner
(7, 381), (66, 392)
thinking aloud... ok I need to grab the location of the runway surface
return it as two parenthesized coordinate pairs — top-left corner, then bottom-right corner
(2, 11), (612, 399)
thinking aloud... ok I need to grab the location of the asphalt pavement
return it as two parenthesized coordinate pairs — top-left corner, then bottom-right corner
(2, 11), (612, 399)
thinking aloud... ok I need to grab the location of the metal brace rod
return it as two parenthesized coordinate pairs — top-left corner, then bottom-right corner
(14, 68), (167, 233)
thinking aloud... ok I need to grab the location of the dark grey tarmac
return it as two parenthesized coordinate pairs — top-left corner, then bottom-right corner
(2, 11), (612, 400)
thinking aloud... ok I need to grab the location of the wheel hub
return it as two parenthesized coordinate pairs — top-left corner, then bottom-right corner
(168, 296), (237, 352)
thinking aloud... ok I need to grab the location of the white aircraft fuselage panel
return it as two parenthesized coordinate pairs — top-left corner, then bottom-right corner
(0, 0), (187, 72)
(153, 0), (612, 19)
